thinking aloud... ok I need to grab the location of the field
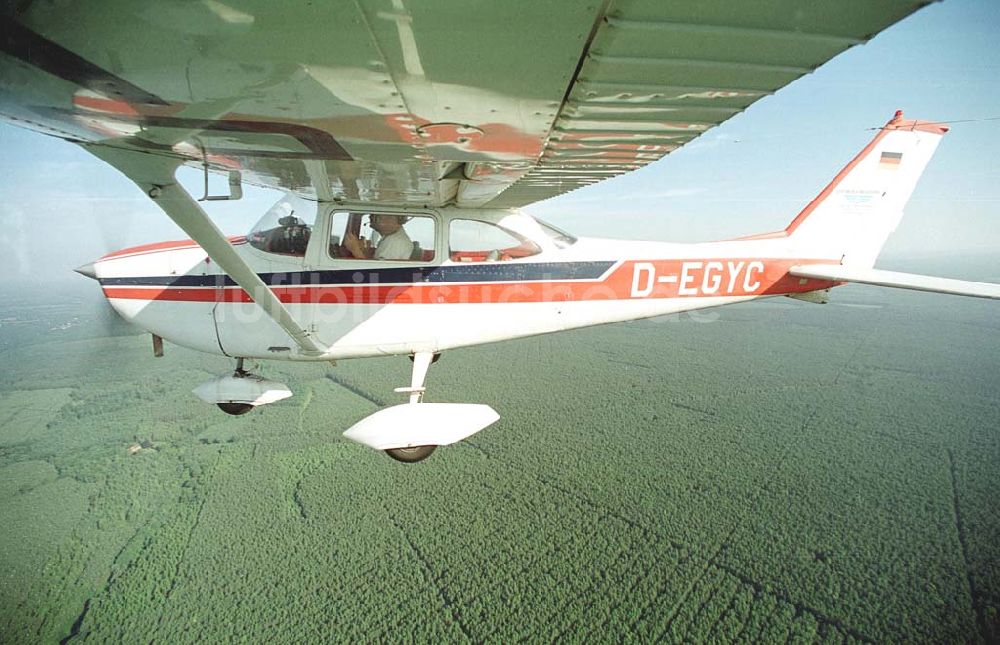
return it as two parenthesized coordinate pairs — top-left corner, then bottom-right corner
(0, 264), (998, 643)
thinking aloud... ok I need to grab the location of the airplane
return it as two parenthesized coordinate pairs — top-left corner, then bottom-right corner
(1, 1), (997, 462)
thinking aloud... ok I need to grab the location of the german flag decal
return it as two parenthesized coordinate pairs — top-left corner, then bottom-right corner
(880, 151), (903, 168)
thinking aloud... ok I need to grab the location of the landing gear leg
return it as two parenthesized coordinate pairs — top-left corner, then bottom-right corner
(383, 351), (437, 463)
(399, 351), (433, 403)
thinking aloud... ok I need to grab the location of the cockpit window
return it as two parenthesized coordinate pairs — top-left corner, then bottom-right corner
(449, 219), (541, 262)
(248, 194), (316, 257)
(329, 212), (436, 262)
(534, 218), (577, 248)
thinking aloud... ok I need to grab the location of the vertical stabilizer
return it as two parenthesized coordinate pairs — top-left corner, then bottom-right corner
(786, 111), (948, 267)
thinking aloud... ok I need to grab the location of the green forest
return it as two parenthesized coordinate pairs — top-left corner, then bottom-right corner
(0, 272), (998, 643)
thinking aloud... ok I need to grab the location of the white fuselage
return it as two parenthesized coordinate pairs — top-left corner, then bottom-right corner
(91, 207), (836, 361)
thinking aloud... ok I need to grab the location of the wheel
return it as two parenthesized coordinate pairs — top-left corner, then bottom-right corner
(384, 445), (437, 463)
(217, 402), (254, 416)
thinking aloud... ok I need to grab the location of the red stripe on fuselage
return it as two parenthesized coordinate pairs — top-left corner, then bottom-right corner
(100, 236), (246, 261)
(102, 258), (836, 304)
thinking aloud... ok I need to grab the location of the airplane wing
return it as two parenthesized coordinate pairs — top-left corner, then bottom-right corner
(0, 1), (934, 209)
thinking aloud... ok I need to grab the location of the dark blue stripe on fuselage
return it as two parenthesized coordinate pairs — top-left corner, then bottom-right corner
(98, 261), (616, 287)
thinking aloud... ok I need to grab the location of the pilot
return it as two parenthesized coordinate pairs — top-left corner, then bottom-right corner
(344, 214), (413, 260)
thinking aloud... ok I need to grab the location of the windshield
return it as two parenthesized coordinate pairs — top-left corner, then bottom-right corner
(247, 194), (316, 257)
(535, 218), (577, 248)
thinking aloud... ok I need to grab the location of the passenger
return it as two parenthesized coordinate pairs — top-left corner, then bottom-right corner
(344, 214), (413, 260)
(267, 215), (310, 255)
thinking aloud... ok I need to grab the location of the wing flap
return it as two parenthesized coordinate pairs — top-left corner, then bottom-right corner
(789, 264), (1000, 300)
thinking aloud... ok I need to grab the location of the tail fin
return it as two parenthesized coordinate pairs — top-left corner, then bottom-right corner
(786, 111), (949, 267)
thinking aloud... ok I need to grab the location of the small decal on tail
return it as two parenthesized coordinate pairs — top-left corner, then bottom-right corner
(879, 151), (903, 169)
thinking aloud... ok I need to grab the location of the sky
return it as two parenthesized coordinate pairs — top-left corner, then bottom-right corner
(0, 0), (998, 283)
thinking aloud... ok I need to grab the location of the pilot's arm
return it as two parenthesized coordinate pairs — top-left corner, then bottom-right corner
(342, 231), (371, 259)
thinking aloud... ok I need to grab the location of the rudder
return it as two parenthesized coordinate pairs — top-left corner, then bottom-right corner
(786, 111), (949, 267)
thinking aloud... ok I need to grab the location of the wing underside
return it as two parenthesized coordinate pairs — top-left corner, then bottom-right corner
(0, 1), (933, 208)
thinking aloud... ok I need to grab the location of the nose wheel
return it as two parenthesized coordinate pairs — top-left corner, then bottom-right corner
(217, 402), (254, 416)
(193, 357), (294, 415)
(217, 358), (254, 415)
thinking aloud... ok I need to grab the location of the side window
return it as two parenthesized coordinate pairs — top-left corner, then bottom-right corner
(449, 219), (541, 262)
(328, 212), (435, 262)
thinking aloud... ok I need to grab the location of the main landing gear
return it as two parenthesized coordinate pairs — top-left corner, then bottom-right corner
(384, 445), (437, 463)
(341, 351), (500, 464)
(384, 352), (438, 463)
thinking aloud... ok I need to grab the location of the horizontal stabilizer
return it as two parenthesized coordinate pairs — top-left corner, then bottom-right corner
(789, 264), (1000, 300)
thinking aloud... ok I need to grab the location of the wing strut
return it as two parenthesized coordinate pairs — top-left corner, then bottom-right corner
(84, 144), (327, 357)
